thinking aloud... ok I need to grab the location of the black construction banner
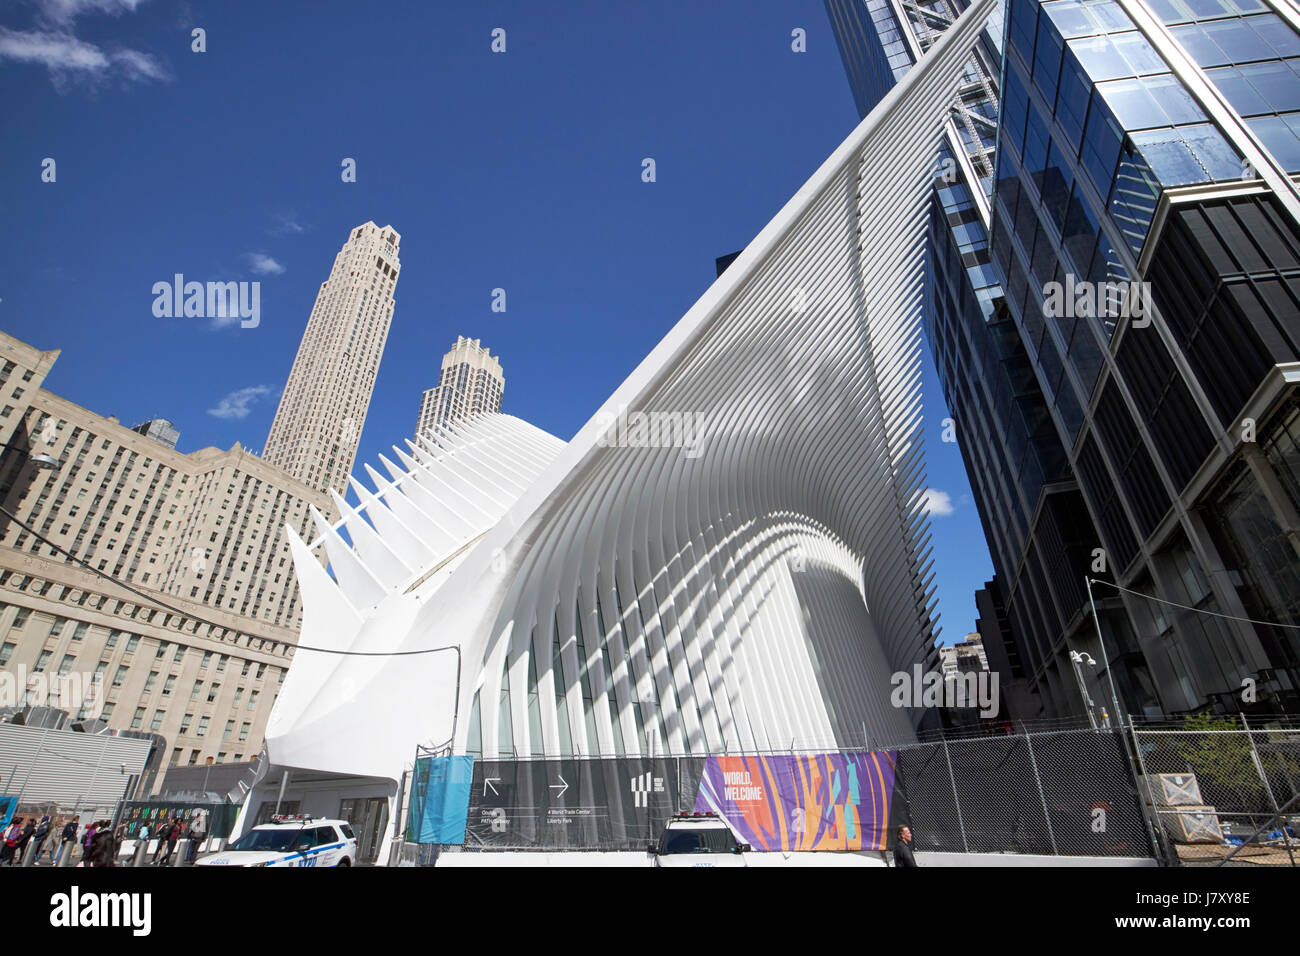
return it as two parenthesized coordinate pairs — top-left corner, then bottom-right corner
(465, 758), (706, 850)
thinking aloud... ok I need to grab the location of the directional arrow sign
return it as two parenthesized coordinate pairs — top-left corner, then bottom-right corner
(483, 777), (501, 797)
(550, 774), (569, 799)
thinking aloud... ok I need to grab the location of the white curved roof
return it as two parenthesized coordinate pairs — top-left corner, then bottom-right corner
(265, 0), (994, 782)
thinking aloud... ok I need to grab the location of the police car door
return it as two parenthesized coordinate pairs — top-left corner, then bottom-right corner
(313, 826), (339, 866)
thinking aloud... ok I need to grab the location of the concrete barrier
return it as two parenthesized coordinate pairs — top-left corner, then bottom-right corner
(172, 839), (190, 866)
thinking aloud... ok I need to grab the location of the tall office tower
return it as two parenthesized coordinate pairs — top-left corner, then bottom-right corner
(833, 0), (1300, 719)
(263, 222), (401, 495)
(415, 336), (504, 438)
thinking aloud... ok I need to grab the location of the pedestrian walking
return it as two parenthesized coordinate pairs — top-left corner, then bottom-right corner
(186, 815), (206, 863)
(157, 820), (181, 865)
(15, 818), (35, 863)
(31, 816), (51, 863)
(89, 822), (116, 867)
(1, 818), (22, 865)
(52, 817), (79, 866)
(80, 820), (98, 866)
(893, 824), (918, 867)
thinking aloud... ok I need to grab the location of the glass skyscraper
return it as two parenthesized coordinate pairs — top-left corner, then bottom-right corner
(829, 0), (1300, 719)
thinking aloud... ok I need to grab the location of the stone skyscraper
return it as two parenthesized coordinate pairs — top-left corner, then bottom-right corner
(264, 222), (401, 495)
(415, 336), (504, 437)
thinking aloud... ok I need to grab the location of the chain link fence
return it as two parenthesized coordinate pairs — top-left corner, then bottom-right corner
(893, 728), (1154, 858)
(1131, 725), (1300, 866)
(388, 722), (1300, 864)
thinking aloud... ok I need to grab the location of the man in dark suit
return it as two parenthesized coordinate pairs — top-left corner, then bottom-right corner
(893, 824), (918, 867)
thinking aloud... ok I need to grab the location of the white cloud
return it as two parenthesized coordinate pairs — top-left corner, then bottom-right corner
(207, 385), (275, 421)
(35, 0), (150, 26)
(245, 253), (285, 276)
(918, 487), (955, 517)
(0, 26), (167, 87)
(269, 213), (306, 237)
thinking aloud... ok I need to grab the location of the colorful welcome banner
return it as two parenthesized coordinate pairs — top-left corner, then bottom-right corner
(692, 752), (897, 851)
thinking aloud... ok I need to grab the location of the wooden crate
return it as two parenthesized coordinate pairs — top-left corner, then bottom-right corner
(1139, 772), (1203, 807)
(1161, 805), (1223, 844)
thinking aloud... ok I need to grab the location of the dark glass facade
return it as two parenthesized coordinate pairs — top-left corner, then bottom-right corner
(831, 0), (1300, 719)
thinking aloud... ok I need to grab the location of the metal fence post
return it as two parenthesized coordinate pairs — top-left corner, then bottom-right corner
(1242, 717), (1296, 866)
(1128, 725), (1177, 865)
(1022, 732), (1058, 855)
(939, 736), (969, 853)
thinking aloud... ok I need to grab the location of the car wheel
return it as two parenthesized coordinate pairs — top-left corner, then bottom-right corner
(338, 858), (351, 867)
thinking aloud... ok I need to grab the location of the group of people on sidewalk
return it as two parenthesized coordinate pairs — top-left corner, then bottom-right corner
(1, 813), (206, 866)
(134, 816), (206, 865)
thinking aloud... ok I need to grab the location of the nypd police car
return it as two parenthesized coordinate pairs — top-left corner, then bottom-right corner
(195, 815), (358, 867)
(647, 812), (750, 867)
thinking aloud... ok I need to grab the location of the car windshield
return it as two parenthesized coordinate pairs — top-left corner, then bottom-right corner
(660, 827), (738, 854)
(228, 827), (306, 852)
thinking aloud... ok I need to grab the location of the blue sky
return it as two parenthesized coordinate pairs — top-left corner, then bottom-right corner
(0, 0), (992, 642)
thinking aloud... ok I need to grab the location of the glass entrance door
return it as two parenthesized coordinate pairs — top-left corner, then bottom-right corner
(338, 797), (389, 864)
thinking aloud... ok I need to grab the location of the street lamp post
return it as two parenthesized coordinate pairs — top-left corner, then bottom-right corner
(1069, 650), (1099, 730)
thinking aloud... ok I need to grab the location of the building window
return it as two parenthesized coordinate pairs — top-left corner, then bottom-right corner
(207, 684), (220, 703)
(197, 716), (209, 737)
(191, 682), (201, 700)
(162, 675), (175, 696)
(144, 672), (157, 692)
(57, 654), (75, 676)
(239, 723), (249, 742)
(104, 629), (119, 648)
(201, 651), (212, 668)
(248, 690), (259, 709)
(224, 720), (234, 738)
(131, 707), (145, 729)
(112, 665), (128, 687)
(180, 714), (193, 733)
(33, 650), (51, 672)
(0, 643), (14, 666)
(150, 711), (164, 732)
(125, 635), (139, 653)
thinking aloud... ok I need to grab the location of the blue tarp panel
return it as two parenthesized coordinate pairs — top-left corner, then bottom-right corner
(407, 755), (473, 844)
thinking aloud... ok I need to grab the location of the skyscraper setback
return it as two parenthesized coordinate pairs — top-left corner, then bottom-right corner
(415, 336), (504, 437)
(263, 222), (401, 495)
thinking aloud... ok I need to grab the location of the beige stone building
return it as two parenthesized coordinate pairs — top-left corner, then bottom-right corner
(0, 330), (331, 784)
(415, 336), (504, 438)
(263, 221), (401, 495)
